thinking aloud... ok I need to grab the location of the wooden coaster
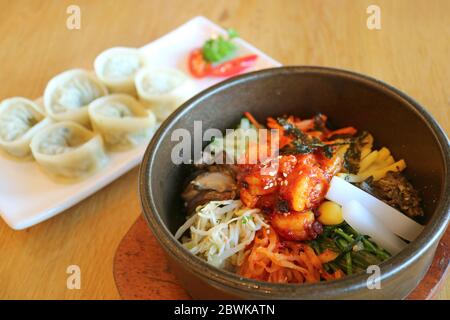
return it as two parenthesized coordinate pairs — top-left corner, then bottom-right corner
(113, 215), (449, 300)
(113, 215), (189, 299)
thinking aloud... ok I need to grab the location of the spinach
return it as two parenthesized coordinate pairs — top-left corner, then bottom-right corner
(311, 222), (391, 275)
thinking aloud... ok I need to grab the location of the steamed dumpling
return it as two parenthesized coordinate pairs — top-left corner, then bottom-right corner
(44, 69), (108, 126)
(94, 47), (142, 96)
(135, 67), (195, 121)
(0, 97), (52, 158)
(30, 121), (108, 181)
(88, 94), (157, 151)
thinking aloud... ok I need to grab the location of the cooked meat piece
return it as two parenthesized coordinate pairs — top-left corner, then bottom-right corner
(191, 171), (235, 193)
(242, 172), (278, 196)
(182, 165), (238, 212)
(359, 172), (424, 217)
(317, 152), (343, 178)
(184, 190), (237, 213)
(270, 210), (320, 241)
(279, 164), (329, 212)
(193, 163), (238, 176)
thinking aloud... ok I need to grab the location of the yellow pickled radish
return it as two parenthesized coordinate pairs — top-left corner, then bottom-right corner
(318, 201), (344, 225)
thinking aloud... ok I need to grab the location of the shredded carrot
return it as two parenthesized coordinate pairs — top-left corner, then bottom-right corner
(244, 112), (263, 129)
(318, 249), (339, 263)
(279, 136), (293, 149)
(266, 117), (281, 130)
(307, 130), (324, 139)
(239, 227), (343, 284)
(266, 117), (292, 148)
(267, 114), (357, 149)
(327, 126), (357, 138)
(294, 119), (315, 131)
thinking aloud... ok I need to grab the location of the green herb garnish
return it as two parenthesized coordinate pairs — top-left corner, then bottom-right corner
(202, 28), (239, 63)
(241, 215), (254, 225)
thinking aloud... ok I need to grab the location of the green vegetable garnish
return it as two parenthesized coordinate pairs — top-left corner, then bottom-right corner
(241, 215), (253, 224)
(202, 28), (239, 63)
(311, 222), (391, 276)
(227, 28), (239, 39)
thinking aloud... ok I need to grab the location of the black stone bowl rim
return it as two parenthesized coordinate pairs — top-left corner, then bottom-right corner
(139, 66), (450, 298)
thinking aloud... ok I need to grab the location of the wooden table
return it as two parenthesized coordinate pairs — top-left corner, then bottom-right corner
(0, 0), (448, 299)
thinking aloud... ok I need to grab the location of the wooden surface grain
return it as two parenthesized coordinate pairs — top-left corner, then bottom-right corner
(0, 0), (448, 299)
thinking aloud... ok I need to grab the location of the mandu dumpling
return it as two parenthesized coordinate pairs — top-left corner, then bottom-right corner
(30, 121), (108, 181)
(0, 97), (52, 158)
(135, 67), (195, 121)
(94, 47), (142, 96)
(88, 94), (157, 151)
(44, 69), (108, 127)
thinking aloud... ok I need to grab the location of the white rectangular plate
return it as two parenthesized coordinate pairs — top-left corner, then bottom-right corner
(0, 16), (281, 230)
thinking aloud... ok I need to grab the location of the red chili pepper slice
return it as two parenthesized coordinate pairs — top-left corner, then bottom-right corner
(188, 49), (211, 78)
(209, 54), (258, 77)
(188, 49), (258, 78)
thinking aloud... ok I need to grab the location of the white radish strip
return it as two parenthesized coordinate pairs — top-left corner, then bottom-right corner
(342, 200), (407, 255)
(326, 176), (424, 241)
